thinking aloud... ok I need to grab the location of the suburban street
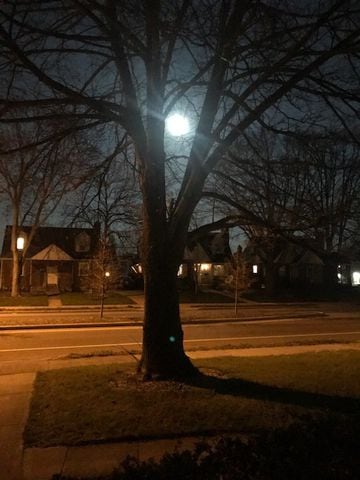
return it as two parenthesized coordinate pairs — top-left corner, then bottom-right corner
(0, 307), (359, 375)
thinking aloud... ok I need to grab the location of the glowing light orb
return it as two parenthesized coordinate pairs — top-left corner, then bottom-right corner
(166, 113), (190, 136)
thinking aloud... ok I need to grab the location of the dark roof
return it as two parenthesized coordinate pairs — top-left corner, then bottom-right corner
(187, 230), (232, 263)
(1, 225), (99, 259)
(243, 236), (326, 265)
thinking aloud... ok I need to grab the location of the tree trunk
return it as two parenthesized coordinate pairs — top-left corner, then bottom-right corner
(323, 256), (338, 291)
(264, 261), (277, 297)
(138, 152), (197, 378)
(134, 63), (199, 377)
(11, 250), (20, 297)
(140, 254), (197, 379)
(10, 220), (21, 297)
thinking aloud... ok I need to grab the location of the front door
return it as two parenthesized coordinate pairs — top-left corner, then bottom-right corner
(47, 265), (58, 286)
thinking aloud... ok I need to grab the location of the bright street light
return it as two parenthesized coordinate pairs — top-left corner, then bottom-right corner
(166, 113), (190, 136)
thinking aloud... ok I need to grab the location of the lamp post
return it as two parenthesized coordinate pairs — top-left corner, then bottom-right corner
(16, 236), (25, 294)
(100, 270), (110, 319)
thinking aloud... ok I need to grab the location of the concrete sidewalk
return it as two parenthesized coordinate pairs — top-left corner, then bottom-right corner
(0, 372), (35, 480)
(47, 295), (63, 308)
(1, 342), (359, 480)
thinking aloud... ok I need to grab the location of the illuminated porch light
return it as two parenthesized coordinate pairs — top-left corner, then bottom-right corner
(252, 264), (258, 274)
(105, 271), (110, 278)
(17, 236), (25, 250)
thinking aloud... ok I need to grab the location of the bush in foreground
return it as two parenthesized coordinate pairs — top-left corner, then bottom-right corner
(54, 420), (360, 480)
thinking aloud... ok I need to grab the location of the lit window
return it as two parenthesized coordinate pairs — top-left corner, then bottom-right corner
(133, 263), (142, 274)
(352, 271), (360, 285)
(200, 263), (211, 272)
(178, 265), (183, 276)
(17, 236), (25, 250)
(252, 264), (258, 274)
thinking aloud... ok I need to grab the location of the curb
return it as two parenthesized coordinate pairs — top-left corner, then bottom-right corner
(0, 302), (322, 313)
(0, 304), (141, 313)
(0, 312), (328, 331)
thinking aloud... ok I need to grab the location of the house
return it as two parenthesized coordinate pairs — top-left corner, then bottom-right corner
(240, 237), (325, 290)
(178, 229), (233, 287)
(336, 252), (360, 287)
(274, 243), (324, 286)
(350, 262), (360, 286)
(0, 225), (100, 293)
(123, 230), (234, 290)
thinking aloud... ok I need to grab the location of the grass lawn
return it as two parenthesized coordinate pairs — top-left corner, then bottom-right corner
(24, 350), (360, 448)
(179, 290), (234, 303)
(60, 291), (135, 305)
(0, 293), (48, 306)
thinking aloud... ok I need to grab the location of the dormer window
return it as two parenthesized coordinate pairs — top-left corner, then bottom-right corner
(17, 236), (25, 250)
(16, 231), (27, 251)
(75, 232), (90, 252)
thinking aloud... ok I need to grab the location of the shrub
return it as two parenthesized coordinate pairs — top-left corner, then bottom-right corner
(54, 420), (360, 480)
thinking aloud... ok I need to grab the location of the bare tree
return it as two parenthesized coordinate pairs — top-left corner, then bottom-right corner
(1, 1), (359, 377)
(206, 129), (360, 290)
(89, 231), (119, 318)
(293, 135), (360, 253)
(203, 129), (308, 293)
(0, 123), (91, 296)
(67, 143), (140, 236)
(288, 133), (360, 285)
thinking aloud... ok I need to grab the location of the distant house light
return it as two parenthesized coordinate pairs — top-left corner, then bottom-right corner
(133, 263), (142, 274)
(17, 236), (25, 250)
(178, 264), (183, 276)
(200, 263), (211, 272)
(352, 271), (360, 286)
(105, 271), (110, 278)
(252, 264), (258, 274)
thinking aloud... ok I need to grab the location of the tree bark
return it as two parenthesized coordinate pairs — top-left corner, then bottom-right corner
(11, 250), (20, 297)
(323, 256), (338, 291)
(138, 146), (197, 379)
(10, 218), (20, 297)
(140, 252), (197, 379)
(264, 261), (277, 297)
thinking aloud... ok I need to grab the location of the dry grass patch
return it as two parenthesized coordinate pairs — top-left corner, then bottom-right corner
(0, 293), (48, 306)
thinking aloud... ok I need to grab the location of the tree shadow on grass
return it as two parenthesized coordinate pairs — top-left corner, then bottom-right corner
(185, 372), (360, 415)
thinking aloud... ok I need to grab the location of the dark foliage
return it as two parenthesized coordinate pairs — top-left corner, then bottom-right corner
(53, 419), (360, 480)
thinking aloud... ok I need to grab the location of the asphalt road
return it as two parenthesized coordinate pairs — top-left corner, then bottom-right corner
(1, 315), (359, 374)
